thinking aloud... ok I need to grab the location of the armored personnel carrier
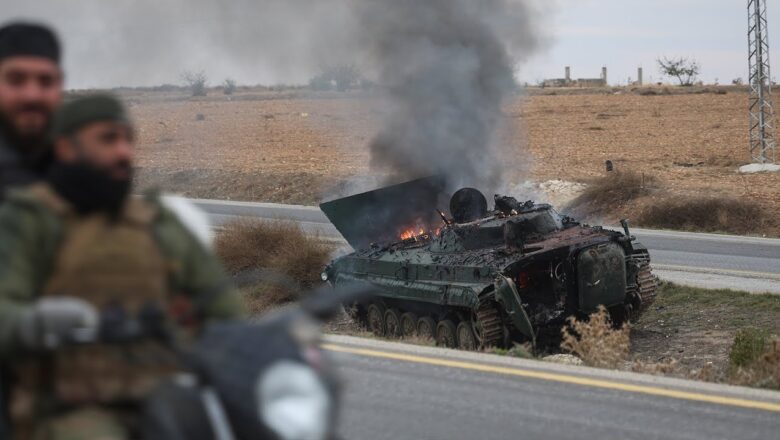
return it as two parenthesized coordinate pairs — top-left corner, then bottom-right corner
(320, 177), (657, 350)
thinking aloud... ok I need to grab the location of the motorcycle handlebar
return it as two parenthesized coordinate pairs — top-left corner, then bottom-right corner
(59, 282), (375, 346)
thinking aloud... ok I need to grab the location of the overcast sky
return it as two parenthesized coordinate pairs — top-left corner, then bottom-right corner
(4, 0), (780, 88)
(525, 0), (780, 85)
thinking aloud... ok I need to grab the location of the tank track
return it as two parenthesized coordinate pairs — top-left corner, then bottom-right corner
(627, 252), (658, 311)
(475, 299), (504, 348)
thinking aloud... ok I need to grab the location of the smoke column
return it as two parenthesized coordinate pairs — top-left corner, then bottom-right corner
(353, 0), (542, 193)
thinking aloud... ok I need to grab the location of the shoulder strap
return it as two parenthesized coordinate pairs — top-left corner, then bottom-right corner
(123, 196), (159, 226)
(23, 184), (74, 217)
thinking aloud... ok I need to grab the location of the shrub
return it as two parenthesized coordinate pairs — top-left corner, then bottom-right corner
(181, 70), (208, 97)
(730, 335), (780, 390)
(637, 197), (772, 235)
(215, 220), (332, 313)
(222, 78), (237, 95)
(309, 64), (362, 92)
(309, 74), (333, 91)
(565, 170), (655, 218)
(561, 306), (630, 369)
(729, 328), (769, 368)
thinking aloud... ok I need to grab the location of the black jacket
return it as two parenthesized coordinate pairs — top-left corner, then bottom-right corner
(0, 133), (45, 200)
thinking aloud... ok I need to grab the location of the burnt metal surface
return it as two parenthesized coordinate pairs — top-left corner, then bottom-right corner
(320, 176), (448, 249)
(322, 181), (658, 350)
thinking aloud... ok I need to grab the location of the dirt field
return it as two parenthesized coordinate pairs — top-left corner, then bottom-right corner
(128, 87), (778, 230)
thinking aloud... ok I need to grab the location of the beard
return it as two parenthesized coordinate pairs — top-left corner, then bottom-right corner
(0, 105), (52, 166)
(48, 160), (133, 217)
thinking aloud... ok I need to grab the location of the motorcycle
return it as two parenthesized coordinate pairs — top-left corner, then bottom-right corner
(3, 282), (372, 440)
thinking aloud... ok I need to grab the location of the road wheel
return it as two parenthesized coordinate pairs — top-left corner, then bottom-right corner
(367, 304), (387, 337)
(416, 317), (437, 340)
(385, 309), (402, 338)
(400, 313), (418, 338)
(457, 321), (478, 351)
(436, 320), (457, 348)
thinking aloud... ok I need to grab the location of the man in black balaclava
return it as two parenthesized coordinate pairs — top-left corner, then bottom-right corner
(0, 22), (63, 199)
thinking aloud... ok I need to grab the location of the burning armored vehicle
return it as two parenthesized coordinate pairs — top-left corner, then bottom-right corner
(320, 177), (657, 350)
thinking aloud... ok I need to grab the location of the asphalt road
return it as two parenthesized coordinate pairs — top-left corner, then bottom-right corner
(191, 198), (780, 293)
(326, 335), (780, 440)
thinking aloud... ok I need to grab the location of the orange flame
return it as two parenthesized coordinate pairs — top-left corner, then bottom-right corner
(398, 224), (442, 242)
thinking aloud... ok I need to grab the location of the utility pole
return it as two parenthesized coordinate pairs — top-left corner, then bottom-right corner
(748, 0), (777, 163)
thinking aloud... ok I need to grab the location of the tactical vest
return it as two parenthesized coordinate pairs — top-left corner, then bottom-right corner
(12, 184), (179, 421)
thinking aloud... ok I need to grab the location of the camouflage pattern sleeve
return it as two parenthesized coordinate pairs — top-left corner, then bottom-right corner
(0, 196), (55, 358)
(153, 205), (246, 320)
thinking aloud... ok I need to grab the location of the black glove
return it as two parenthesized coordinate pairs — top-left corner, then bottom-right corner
(17, 297), (99, 350)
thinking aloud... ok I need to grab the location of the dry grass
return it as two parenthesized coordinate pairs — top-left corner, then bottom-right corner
(631, 358), (678, 376)
(563, 168), (776, 236)
(215, 219), (332, 314)
(704, 154), (745, 168)
(730, 335), (780, 390)
(564, 171), (656, 219)
(560, 306), (630, 369)
(636, 196), (774, 235)
(129, 90), (780, 226)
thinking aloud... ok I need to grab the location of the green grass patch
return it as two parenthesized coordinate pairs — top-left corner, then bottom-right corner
(729, 328), (770, 368)
(643, 282), (780, 332)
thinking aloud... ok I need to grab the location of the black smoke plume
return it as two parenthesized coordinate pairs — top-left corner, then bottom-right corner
(354, 0), (541, 193)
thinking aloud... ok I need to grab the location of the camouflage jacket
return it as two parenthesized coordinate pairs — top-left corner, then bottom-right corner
(0, 133), (43, 201)
(0, 184), (245, 359)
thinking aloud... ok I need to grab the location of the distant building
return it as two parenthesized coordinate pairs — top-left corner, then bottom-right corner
(542, 66), (608, 87)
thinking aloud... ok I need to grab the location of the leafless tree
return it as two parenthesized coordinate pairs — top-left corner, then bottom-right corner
(181, 70), (208, 96)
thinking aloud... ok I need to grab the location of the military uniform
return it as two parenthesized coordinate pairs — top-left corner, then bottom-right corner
(0, 183), (245, 439)
(0, 129), (48, 201)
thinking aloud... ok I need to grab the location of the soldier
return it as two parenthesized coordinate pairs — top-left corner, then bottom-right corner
(0, 22), (63, 199)
(0, 94), (245, 439)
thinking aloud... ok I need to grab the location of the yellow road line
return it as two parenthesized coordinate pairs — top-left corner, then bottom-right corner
(322, 344), (780, 413)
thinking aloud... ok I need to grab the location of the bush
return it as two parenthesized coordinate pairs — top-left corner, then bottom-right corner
(565, 170), (656, 218)
(309, 64), (362, 92)
(561, 306), (630, 369)
(730, 328), (769, 368)
(181, 70), (208, 97)
(730, 333), (780, 390)
(309, 74), (333, 91)
(222, 78), (237, 95)
(637, 197), (772, 235)
(215, 220), (332, 313)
